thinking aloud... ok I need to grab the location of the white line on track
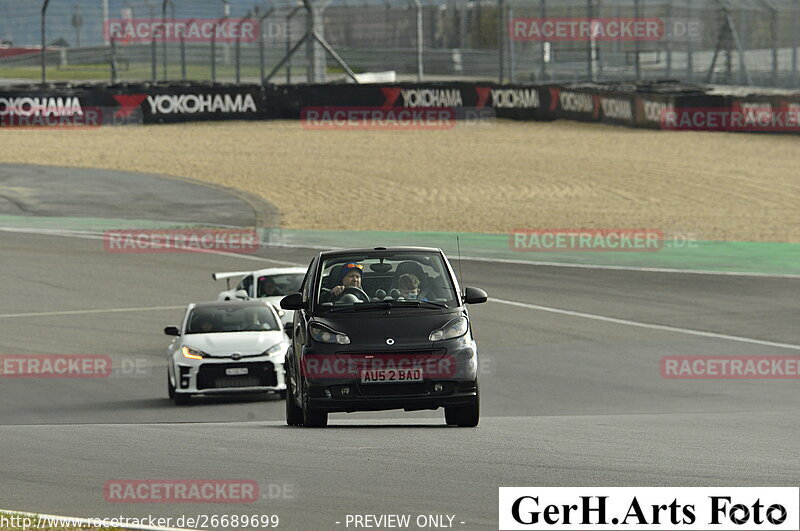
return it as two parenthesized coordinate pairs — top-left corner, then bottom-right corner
(459, 255), (800, 279)
(3, 226), (800, 278)
(0, 227), (299, 265)
(491, 297), (800, 351)
(0, 306), (185, 319)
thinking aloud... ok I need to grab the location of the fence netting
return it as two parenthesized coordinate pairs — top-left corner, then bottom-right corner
(0, 0), (798, 87)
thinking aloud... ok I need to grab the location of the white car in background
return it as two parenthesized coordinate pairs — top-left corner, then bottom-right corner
(213, 267), (306, 325)
(164, 300), (289, 405)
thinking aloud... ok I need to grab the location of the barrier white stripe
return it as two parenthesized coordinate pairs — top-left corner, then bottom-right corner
(491, 297), (800, 351)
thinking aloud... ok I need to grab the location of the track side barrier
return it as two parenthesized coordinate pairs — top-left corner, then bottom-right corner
(0, 81), (798, 134)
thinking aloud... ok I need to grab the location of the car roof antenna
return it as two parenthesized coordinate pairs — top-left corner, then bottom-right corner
(456, 235), (465, 294)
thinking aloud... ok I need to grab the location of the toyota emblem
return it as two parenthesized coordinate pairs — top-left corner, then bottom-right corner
(386, 338), (395, 345)
(231, 353), (242, 360)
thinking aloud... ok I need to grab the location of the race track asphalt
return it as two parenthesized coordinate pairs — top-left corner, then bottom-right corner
(0, 164), (798, 530)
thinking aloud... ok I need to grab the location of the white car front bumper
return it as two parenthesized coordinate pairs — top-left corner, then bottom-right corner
(172, 355), (286, 395)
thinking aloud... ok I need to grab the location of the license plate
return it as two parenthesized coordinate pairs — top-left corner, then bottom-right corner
(215, 376), (259, 388)
(360, 368), (422, 383)
(225, 367), (248, 376)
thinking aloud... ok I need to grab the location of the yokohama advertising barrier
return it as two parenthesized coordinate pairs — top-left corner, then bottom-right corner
(0, 83), (264, 127)
(265, 82), (553, 122)
(2, 81), (798, 134)
(105, 83), (265, 124)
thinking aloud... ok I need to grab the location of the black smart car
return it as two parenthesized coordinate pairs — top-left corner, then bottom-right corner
(280, 247), (487, 427)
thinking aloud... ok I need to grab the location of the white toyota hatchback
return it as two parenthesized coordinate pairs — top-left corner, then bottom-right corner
(164, 300), (288, 405)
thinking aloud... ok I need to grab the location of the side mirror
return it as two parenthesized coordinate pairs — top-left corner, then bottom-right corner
(164, 326), (180, 336)
(281, 292), (304, 311)
(283, 321), (294, 337)
(463, 287), (488, 304)
(234, 289), (249, 300)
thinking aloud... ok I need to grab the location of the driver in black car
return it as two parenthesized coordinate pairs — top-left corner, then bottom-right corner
(322, 262), (366, 302)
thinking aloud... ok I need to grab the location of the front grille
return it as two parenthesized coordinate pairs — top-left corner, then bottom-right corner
(197, 362), (277, 390)
(214, 376), (262, 388)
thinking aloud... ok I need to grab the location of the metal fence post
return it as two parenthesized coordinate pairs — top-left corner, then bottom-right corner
(539, 0), (547, 81)
(162, 0), (170, 80)
(665, 0), (673, 78)
(152, 35), (158, 82)
(110, 34), (119, 83)
(509, 7), (516, 82)
(304, 0), (326, 83)
(236, 12), (253, 83)
(180, 19), (193, 81)
(793, 0), (799, 86)
(412, 0), (424, 81)
(634, 0), (641, 80)
(41, 0), (51, 85)
(257, 7), (275, 84)
(498, 0), (505, 83)
(286, 5), (304, 84)
(212, 15), (230, 82)
(770, 4), (778, 86)
(587, 0), (593, 81)
(686, 1), (693, 80)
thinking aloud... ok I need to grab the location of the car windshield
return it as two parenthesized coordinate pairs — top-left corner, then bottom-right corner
(315, 252), (458, 311)
(186, 305), (279, 334)
(256, 273), (304, 297)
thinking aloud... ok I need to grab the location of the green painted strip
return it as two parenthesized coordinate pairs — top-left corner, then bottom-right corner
(277, 229), (800, 276)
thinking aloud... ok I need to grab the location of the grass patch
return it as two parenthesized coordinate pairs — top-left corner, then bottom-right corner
(0, 61), (350, 82)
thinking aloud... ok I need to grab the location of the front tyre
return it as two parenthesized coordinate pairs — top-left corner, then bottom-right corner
(301, 382), (328, 428)
(285, 371), (303, 426)
(444, 386), (479, 427)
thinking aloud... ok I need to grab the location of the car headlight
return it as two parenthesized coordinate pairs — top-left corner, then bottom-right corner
(264, 341), (288, 355)
(309, 323), (351, 345)
(181, 346), (206, 360)
(429, 316), (469, 342)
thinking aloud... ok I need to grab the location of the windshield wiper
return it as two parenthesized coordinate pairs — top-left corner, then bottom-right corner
(387, 300), (449, 309)
(328, 302), (392, 313)
(327, 300), (449, 312)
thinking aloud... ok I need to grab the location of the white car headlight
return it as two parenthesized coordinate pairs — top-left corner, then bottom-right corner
(429, 316), (469, 342)
(264, 341), (288, 355)
(309, 323), (350, 344)
(181, 346), (206, 360)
